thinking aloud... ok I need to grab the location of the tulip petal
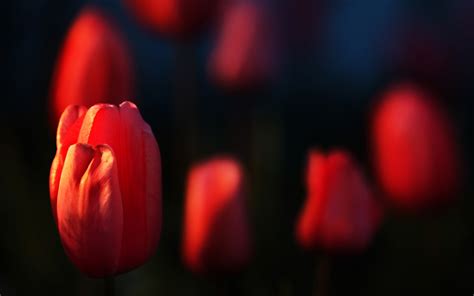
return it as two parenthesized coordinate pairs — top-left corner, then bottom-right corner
(372, 84), (460, 211)
(297, 151), (329, 249)
(183, 158), (251, 272)
(202, 163), (251, 272)
(297, 150), (381, 252)
(142, 124), (162, 260)
(50, 105), (87, 223)
(209, 2), (275, 90)
(72, 101), (160, 272)
(320, 154), (358, 250)
(57, 144), (123, 277)
(51, 7), (134, 121)
(319, 153), (353, 250)
(183, 166), (208, 270)
(56, 105), (88, 148)
(124, 0), (221, 38)
(115, 101), (149, 271)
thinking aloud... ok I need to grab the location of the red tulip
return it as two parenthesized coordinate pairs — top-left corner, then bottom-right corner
(296, 150), (381, 252)
(372, 83), (460, 212)
(49, 101), (161, 277)
(208, 1), (276, 91)
(182, 157), (252, 273)
(51, 7), (134, 123)
(124, 0), (222, 39)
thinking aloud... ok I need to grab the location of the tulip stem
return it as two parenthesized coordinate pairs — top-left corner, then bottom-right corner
(174, 43), (198, 159)
(313, 255), (330, 296)
(104, 277), (115, 296)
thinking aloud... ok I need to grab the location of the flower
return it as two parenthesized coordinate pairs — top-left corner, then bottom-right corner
(372, 83), (460, 212)
(296, 150), (381, 252)
(124, 0), (221, 39)
(182, 157), (252, 273)
(208, 1), (276, 91)
(50, 6), (134, 123)
(49, 101), (161, 277)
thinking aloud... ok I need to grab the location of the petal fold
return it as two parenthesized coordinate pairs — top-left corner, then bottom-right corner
(50, 105), (87, 222)
(57, 143), (123, 277)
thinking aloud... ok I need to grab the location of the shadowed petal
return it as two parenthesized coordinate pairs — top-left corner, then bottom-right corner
(56, 105), (88, 148)
(142, 124), (162, 261)
(57, 144), (123, 277)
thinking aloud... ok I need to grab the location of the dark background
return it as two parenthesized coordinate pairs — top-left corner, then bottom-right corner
(2, 0), (473, 295)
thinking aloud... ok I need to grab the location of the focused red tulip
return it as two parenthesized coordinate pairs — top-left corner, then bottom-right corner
(372, 84), (460, 212)
(182, 157), (252, 273)
(124, 0), (222, 38)
(49, 101), (161, 277)
(208, 1), (276, 91)
(51, 7), (134, 123)
(296, 150), (381, 252)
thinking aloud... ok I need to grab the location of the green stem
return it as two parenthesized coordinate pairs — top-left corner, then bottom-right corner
(173, 42), (198, 172)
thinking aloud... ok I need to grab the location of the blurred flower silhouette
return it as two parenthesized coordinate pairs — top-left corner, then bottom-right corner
(124, 0), (222, 39)
(208, 0), (276, 91)
(49, 101), (161, 277)
(296, 150), (382, 253)
(372, 83), (461, 212)
(50, 6), (135, 124)
(182, 157), (252, 273)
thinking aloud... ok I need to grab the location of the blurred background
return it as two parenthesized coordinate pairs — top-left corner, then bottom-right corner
(2, 0), (473, 295)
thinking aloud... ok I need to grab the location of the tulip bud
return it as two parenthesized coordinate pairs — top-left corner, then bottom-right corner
(372, 83), (460, 212)
(49, 101), (161, 277)
(51, 7), (134, 123)
(124, 0), (222, 39)
(208, 1), (276, 91)
(182, 157), (252, 273)
(296, 150), (382, 252)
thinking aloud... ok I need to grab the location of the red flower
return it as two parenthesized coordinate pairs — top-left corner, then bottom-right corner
(51, 7), (134, 123)
(182, 157), (252, 273)
(49, 102), (161, 277)
(124, 0), (221, 39)
(208, 1), (276, 91)
(372, 83), (460, 212)
(296, 150), (381, 252)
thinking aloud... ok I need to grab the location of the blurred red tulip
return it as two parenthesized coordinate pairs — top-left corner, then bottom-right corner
(182, 157), (252, 273)
(51, 7), (134, 124)
(124, 0), (222, 38)
(208, 1), (276, 91)
(372, 83), (460, 212)
(49, 101), (161, 277)
(296, 150), (381, 252)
